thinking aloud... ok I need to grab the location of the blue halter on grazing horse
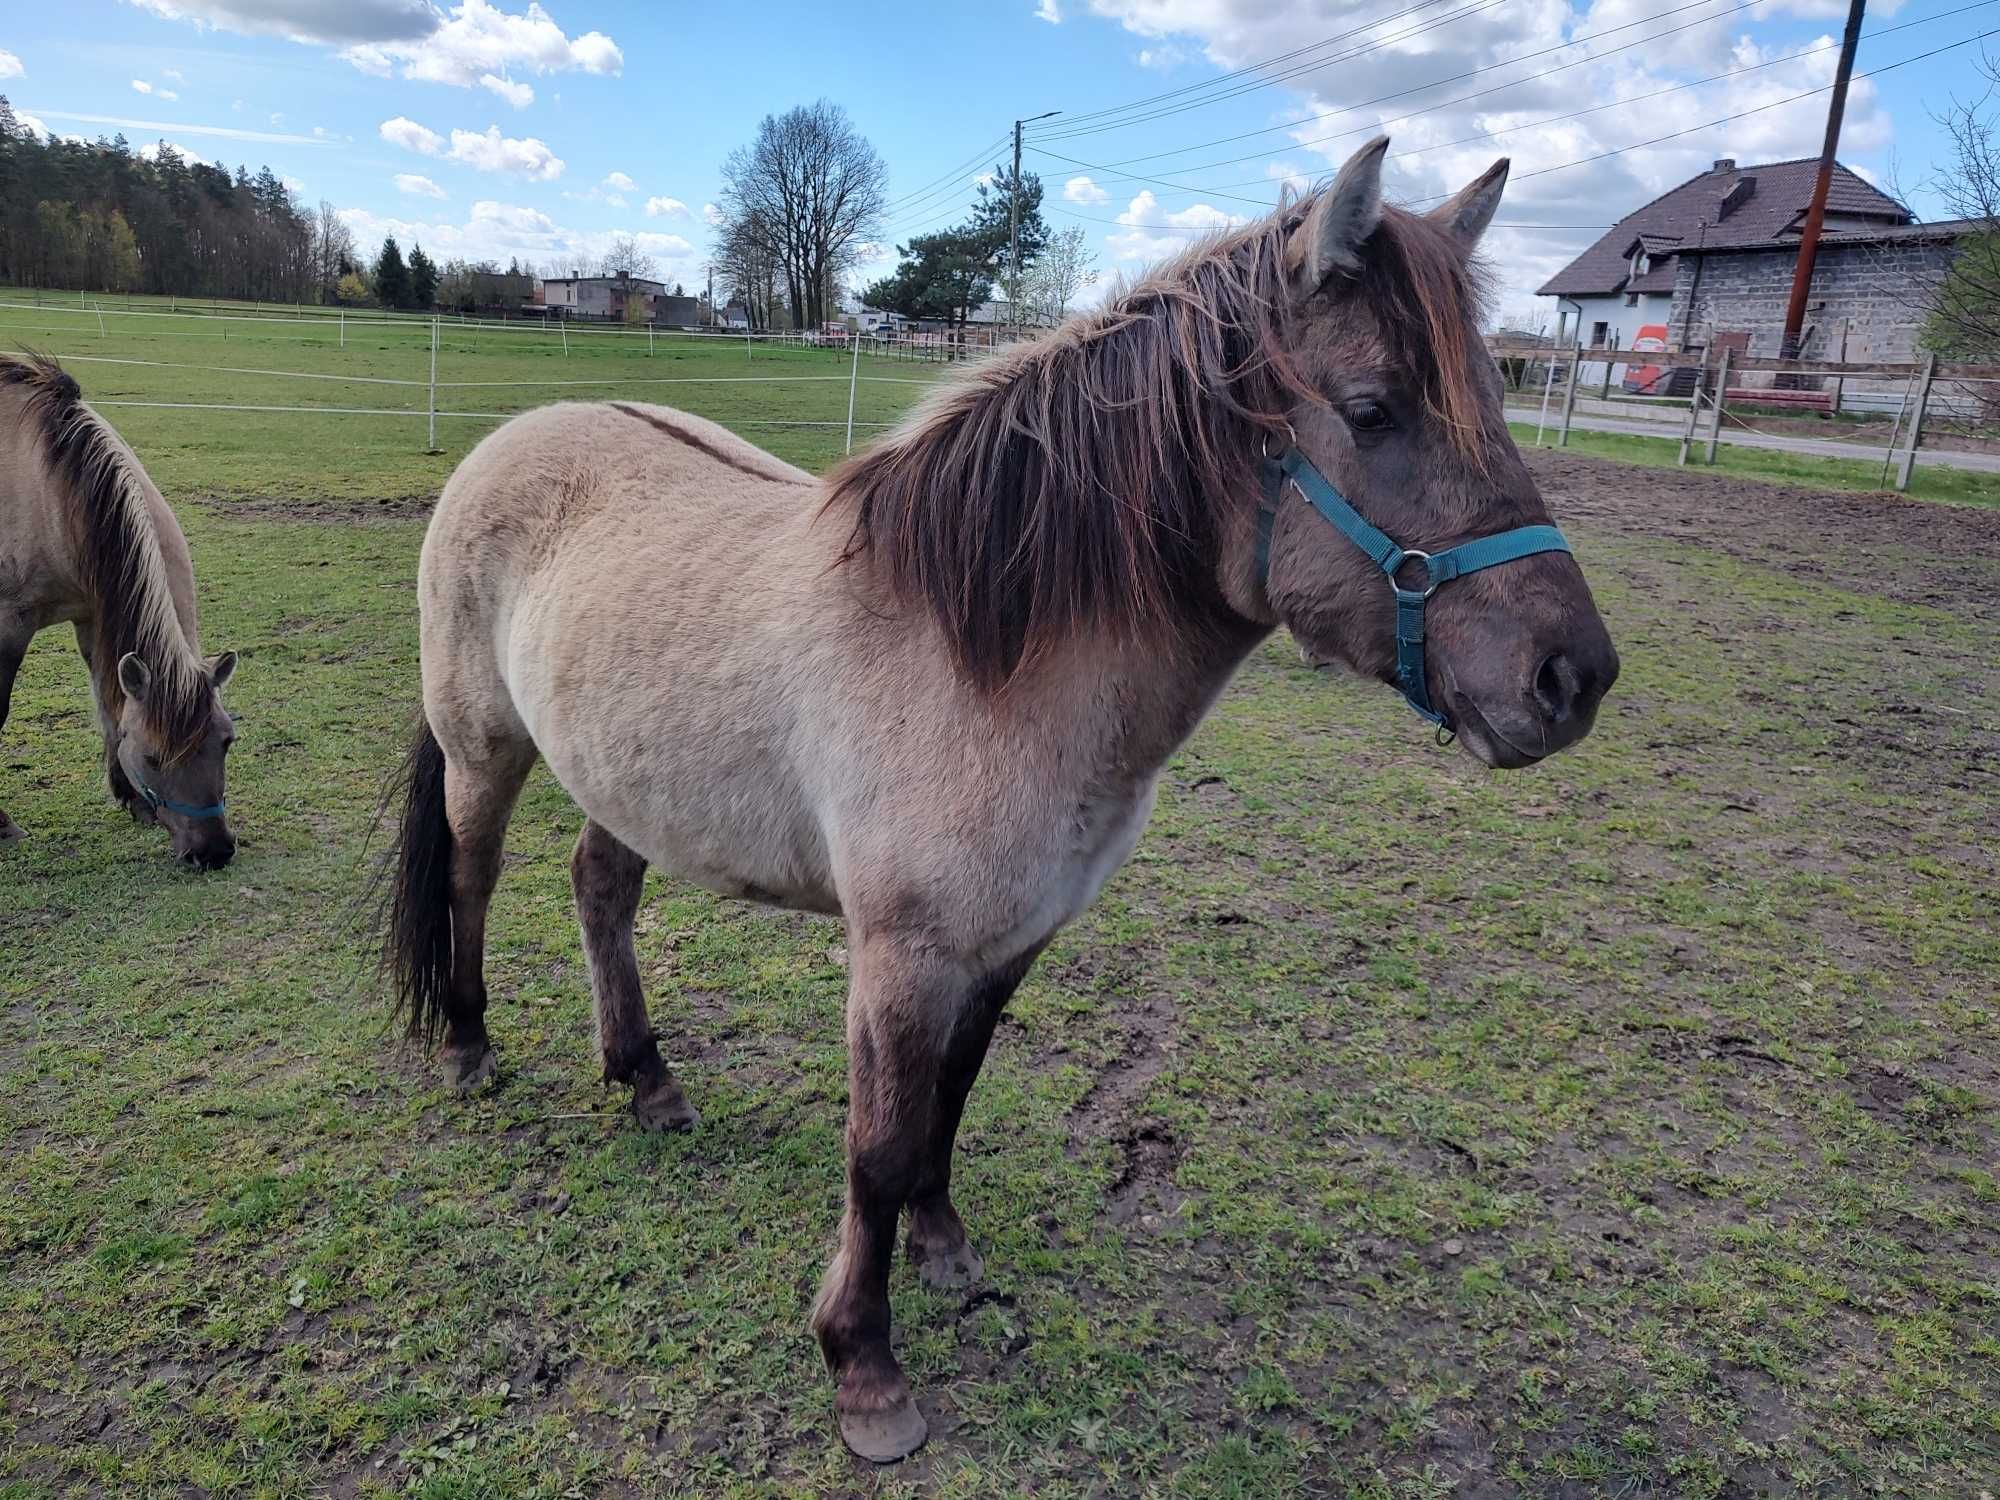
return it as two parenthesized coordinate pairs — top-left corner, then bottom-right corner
(133, 777), (227, 821)
(1259, 442), (1573, 733)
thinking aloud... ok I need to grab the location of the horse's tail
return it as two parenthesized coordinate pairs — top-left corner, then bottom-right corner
(379, 714), (453, 1044)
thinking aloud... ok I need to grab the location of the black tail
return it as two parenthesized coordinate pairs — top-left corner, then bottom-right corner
(380, 715), (453, 1045)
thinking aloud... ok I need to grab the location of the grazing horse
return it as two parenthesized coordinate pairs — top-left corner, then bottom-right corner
(382, 139), (1618, 1462)
(0, 354), (238, 866)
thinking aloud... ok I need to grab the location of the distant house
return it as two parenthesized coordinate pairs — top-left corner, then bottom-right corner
(716, 304), (751, 330)
(1538, 157), (1973, 373)
(533, 271), (671, 322)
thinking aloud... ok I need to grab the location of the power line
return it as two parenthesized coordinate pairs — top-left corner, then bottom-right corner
(1042, 0), (1995, 202)
(882, 134), (1010, 213)
(1033, 0), (1463, 134)
(1048, 0), (1768, 166)
(1030, 0), (1514, 142)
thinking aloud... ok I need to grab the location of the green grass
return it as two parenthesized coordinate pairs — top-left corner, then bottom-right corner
(0, 335), (1997, 1496)
(1508, 419), (1999, 508)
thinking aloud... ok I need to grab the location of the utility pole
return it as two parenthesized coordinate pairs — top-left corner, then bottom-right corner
(1781, 0), (1866, 358)
(1010, 111), (1060, 336)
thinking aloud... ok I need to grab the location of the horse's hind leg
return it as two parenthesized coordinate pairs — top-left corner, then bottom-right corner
(438, 745), (536, 1090)
(0, 632), (27, 841)
(902, 950), (1038, 1290)
(571, 819), (699, 1132)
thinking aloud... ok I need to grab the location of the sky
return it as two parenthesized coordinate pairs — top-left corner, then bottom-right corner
(3, 0), (1995, 321)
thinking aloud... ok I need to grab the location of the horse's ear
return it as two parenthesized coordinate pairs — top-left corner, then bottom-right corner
(118, 652), (153, 702)
(1428, 158), (1509, 251)
(209, 651), (237, 691)
(1291, 135), (1388, 294)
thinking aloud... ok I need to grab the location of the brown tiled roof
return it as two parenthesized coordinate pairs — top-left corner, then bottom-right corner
(1537, 157), (1909, 297)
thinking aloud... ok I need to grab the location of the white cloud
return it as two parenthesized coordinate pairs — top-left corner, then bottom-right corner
(643, 196), (687, 218)
(0, 50), (22, 81)
(124, 0), (436, 45)
(161, 67), (185, 82)
(1104, 190), (1248, 262)
(17, 112), (48, 139)
(28, 109), (332, 145)
(1035, 0), (1061, 20)
(395, 172), (447, 198)
(139, 140), (212, 163)
(131, 79), (156, 94)
(702, 202), (725, 227)
(1063, 175), (1109, 205)
(446, 123), (564, 179)
(380, 116), (444, 154)
(1136, 45), (1186, 69)
(341, 0), (622, 87)
(604, 193), (627, 208)
(479, 72), (533, 108)
(601, 171), (636, 191)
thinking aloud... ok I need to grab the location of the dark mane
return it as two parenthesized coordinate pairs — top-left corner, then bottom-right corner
(822, 197), (1492, 692)
(0, 353), (210, 762)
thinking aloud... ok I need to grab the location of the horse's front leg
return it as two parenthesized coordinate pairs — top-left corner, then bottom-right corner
(0, 631), (27, 841)
(73, 623), (143, 818)
(812, 936), (985, 1463)
(902, 948), (1040, 1291)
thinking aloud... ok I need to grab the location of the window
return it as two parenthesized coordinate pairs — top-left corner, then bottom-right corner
(1590, 321), (1609, 348)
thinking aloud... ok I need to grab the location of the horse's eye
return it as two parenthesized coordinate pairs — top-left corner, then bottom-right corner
(1346, 400), (1394, 433)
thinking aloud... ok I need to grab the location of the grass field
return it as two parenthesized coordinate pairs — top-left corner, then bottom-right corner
(1, 318), (1997, 1498)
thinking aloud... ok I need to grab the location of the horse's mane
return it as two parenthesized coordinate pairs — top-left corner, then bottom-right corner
(822, 195), (1492, 693)
(0, 353), (209, 762)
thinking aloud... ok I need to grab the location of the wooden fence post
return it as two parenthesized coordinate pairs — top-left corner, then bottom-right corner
(1558, 345), (1581, 447)
(1599, 331), (1616, 400)
(1893, 353), (1937, 492)
(1677, 356), (1708, 467)
(1705, 345), (1732, 464)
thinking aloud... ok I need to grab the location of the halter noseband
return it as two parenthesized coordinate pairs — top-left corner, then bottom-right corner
(134, 777), (226, 821)
(1258, 441), (1572, 733)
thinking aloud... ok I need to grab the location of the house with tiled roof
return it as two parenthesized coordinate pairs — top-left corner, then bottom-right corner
(1538, 156), (1975, 373)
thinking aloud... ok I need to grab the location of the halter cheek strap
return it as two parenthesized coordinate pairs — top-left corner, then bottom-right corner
(134, 778), (227, 821)
(1259, 445), (1573, 731)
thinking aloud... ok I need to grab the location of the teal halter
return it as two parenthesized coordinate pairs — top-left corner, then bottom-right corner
(134, 777), (226, 821)
(1259, 443), (1573, 731)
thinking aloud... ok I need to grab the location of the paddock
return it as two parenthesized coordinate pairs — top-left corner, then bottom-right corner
(1, 376), (1996, 1493)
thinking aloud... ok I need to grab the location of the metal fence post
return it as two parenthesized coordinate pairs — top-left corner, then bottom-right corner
(561, 318), (568, 357)
(426, 316), (441, 454)
(1558, 346), (1581, 447)
(339, 308), (345, 349)
(1535, 351), (1558, 445)
(1893, 352), (1936, 492)
(845, 333), (862, 455)
(94, 301), (105, 337)
(1705, 345), (1732, 464)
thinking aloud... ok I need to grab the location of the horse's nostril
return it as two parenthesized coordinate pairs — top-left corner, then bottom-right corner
(1534, 652), (1583, 725)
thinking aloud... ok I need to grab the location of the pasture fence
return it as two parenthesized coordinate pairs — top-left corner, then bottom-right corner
(1488, 337), (2000, 491)
(0, 298), (979, 460)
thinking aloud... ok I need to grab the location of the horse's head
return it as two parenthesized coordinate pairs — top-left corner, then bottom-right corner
(113, 649), (238, 869)
(1245, 136), (1617, 768)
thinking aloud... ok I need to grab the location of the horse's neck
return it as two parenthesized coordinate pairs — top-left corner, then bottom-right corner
(67, 450), (204, 688)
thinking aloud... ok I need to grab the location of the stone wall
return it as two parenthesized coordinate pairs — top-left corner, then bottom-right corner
(1669, 239), (1955, 364)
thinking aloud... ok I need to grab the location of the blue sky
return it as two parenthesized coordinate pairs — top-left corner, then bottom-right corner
(3, 0), (1993, 316)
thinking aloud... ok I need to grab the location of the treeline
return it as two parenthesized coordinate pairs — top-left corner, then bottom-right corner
(0, 96), (345, 302)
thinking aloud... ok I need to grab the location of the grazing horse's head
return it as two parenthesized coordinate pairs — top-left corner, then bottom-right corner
(1241, 136), (1618, 766)
(113, 650), (238, 869)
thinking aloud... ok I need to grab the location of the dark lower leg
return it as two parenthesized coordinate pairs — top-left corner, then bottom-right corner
(813, 972), (941, 1463)
(440, 753), (532, 1089)
(571, 819), (696, 1131)
(905, 952), (1037, 1289)
(0, 642), (22, 840)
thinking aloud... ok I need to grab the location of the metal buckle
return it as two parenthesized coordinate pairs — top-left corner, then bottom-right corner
(1391, 548), (1440, 600)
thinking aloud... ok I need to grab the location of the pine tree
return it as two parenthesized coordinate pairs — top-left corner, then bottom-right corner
(373, 234), (413, 310)
(408, 242), (439, 311)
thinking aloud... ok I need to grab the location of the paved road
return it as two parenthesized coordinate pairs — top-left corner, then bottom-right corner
(1505, 403), (2000, 480)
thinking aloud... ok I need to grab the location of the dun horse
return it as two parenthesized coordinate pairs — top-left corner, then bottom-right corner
(0, 354), (238, 866)
(383, 140), (1618, 1461)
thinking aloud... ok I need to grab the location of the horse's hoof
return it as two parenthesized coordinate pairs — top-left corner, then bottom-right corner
(910, 1238), (983, 1291)
(448, 1044), (499, 1095)
(632, 1079), (700, 1133)
(838, 1393), (928, 1464)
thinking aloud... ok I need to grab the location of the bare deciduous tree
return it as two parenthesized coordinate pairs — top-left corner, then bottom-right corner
(717, 100), (886, 331)
(597, 235), (658, 282)
(1916, 54), (2000, 357)
(1018, 225), (1097, 327)
(310, 201), (356, 305)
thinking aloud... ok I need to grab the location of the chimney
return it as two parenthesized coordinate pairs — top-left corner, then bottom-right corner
(1712, 158), (1737, 173)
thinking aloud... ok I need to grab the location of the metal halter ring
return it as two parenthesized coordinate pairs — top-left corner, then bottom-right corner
(1390, 548), (1441, 600)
